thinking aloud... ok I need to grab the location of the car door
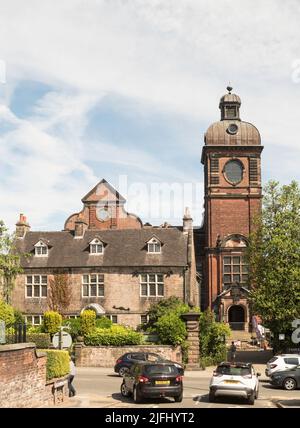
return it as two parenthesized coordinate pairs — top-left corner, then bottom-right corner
(126, 365), (137, 392)
(283, 357), (300, 370)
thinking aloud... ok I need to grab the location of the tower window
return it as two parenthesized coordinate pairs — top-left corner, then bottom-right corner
(225, 106), (237, 119)
(223, 256), (248, 285)
(224, 160), (243, 185)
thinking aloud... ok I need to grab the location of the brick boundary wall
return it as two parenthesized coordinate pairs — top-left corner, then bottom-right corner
(75, 344), (182, 367)
(0, 343), (69, 408)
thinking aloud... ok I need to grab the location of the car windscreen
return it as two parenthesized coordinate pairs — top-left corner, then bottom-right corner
(268, 357), (278, 363)
(216, 366), (251, 376)
(144, 365), (178, 376)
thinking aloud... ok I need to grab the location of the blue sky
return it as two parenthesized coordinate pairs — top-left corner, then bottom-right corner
(0, 0), (300, 231)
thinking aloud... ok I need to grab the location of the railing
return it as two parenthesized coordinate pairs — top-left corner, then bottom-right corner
(3, 323), (27, 344)
(229, 322), (245, 331)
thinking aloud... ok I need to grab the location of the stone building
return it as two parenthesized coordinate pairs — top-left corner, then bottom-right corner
(12, 180), (197, 328)
(11, 87), (262, 331)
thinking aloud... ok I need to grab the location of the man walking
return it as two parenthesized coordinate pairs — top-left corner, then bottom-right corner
(229, 341), (237, 363)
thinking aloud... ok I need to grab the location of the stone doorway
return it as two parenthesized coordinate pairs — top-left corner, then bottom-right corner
(228, 305), (245, 331)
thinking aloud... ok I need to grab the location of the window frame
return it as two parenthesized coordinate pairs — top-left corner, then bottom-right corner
(25, 315), (43, 325)
(82, 274), (105, 297)
(147, 238), (161, 254)
(34, 241), (49, 257)
(140, 274), (164, 297)
(25, 275), (48, 298)
(223, 256), (249, 285)
(89, 239), (104, 255)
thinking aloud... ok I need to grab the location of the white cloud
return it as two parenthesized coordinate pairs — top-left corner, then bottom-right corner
(0, 0), (300, 230)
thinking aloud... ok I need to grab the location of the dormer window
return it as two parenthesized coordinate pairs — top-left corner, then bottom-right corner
(34, 241), (48, 257)
(89, 238), (104, 255)
(147, 237), (161, 254)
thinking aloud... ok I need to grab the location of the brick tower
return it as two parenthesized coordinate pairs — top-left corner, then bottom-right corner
(201, 87), (263, 331)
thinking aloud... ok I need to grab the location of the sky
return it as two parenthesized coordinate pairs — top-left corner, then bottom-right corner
(0, 0), (300, 231)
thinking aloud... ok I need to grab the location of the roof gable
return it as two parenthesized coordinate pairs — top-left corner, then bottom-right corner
(81, 179), (126, 204)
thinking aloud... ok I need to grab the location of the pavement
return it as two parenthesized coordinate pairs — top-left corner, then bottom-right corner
(49, 365), (300, 409)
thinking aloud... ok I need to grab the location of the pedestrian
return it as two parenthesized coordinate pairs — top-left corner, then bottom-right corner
(68, 355), (76, 397)
(229, 341), (237, 363)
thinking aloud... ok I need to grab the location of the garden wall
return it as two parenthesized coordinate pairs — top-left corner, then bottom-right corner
(75, 344), (182, 367)
(0, 343), (68, 407)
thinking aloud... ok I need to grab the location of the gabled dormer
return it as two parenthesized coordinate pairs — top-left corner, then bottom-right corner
(146, 236), (162, 254)
(89, 238), (105, 255)
(34, 240), (49, 257)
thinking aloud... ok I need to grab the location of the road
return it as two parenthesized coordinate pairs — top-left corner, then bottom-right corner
(56, 366), (300, 409)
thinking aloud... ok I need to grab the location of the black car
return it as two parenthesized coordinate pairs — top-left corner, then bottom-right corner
(120, 362), (183, 403)
(114, 352), (184, 376)
(270, 365), (300, 390)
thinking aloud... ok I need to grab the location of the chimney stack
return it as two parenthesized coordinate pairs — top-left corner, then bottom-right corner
(183, 207), (193, 234)
(15, 214), (30, 238)
(74, 214), (88, 238)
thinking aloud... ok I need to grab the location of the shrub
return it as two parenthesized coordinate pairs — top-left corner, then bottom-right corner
(13, 309), (24, 324)
(199, 309), (231, 367)
(80, 310), (96, 336)
(145, 297), (191, 331)
(0, 300), (15, 324)
(95, 316), (113, 329)
(155, 312), (187, 346)
(62, 318), (81, 340)
(27, 325), (43, 334)
(42, 349), (70, 380)
(43, 311), (62, 335)
(27, 333), (51, 349)
(84, 325), (144, 346)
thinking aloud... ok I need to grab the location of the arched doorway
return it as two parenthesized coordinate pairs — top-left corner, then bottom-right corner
(81, 303), (105, 316)
(228, 305), (245, 330)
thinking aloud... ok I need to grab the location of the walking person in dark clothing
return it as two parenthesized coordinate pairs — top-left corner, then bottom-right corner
(68, 356), (76, 397)
(229, 341), (237, 363)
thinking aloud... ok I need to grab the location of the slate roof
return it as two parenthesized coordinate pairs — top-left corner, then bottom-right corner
(16, 228), (189, 268)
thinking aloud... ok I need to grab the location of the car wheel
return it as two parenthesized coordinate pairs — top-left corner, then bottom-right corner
(174, 391), (183, 403)
(208, 392), (216, 403)
(119, 367), (129, 377)
(247, 392), (255, 405)
(283, 378), (297, 391)
(120, 381), (131, 397)
(255, 387), (259, 399)
(133, 385), (142, 404)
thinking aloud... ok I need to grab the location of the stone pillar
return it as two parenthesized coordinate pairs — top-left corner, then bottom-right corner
(181, 312), (200, 370)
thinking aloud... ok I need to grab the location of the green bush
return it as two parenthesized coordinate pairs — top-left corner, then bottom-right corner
(13, 309), (24, 324)
(42, 349), (70, 380)
(27, 325), (43, 334)
(0, 300), (15, 324)
(84, 325), (144, 346)
(95, 316), (113, 329)
(145, 297), (192, 331)
(62, 318), (81, 339)
(155, 312), (187, 346)
(80, 310), (96, 336)
(27, 333), (51, 349)
(199, 309), (231, 367)
(43, 311), (62, 335)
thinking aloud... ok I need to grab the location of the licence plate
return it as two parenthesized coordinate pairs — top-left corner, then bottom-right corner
(155, 380), (170, 385)
(224, 380), (239, 384)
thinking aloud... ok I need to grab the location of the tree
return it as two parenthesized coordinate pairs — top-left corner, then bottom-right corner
(248, 181), (300, 350)
(144, 296), (191, 331)
(48, 274), (72, 315)
(0, 220), (23, 304)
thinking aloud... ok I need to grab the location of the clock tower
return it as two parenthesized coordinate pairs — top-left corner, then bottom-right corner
(201, 87), (263, 331)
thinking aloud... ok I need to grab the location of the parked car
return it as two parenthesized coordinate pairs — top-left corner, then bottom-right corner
(265, 354), (300, 377)
(120, 362), (183, 403)
(114, 352), (184, 376)
(270, 365), (300, 390)
(209, 362), (261, 405)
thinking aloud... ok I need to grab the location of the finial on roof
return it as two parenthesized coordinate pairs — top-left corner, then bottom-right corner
(227, 85), (233, 94)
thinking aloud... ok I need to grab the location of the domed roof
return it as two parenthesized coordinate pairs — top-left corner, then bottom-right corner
(205, 120), (261, 146)
(219, 92), (241, 106)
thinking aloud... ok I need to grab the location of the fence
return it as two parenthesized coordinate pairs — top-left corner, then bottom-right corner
(1, 323), (27, 344)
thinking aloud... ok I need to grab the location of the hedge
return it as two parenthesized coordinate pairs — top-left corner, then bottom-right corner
(43, 311), (62, 335)
(80, 310), (96, 336)
(27, 333), (51, 349)
(42, 350), (70, 380)
(84, 325), (144, 346)
(0, 300), (15, 324)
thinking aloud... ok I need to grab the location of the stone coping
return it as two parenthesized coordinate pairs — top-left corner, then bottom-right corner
(45, 375), (69, 386)
(75, 343), (178, 348)
(0, 342), (37, 353)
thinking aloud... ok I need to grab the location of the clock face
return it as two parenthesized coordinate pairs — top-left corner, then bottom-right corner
(96, 207), (110, 222)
